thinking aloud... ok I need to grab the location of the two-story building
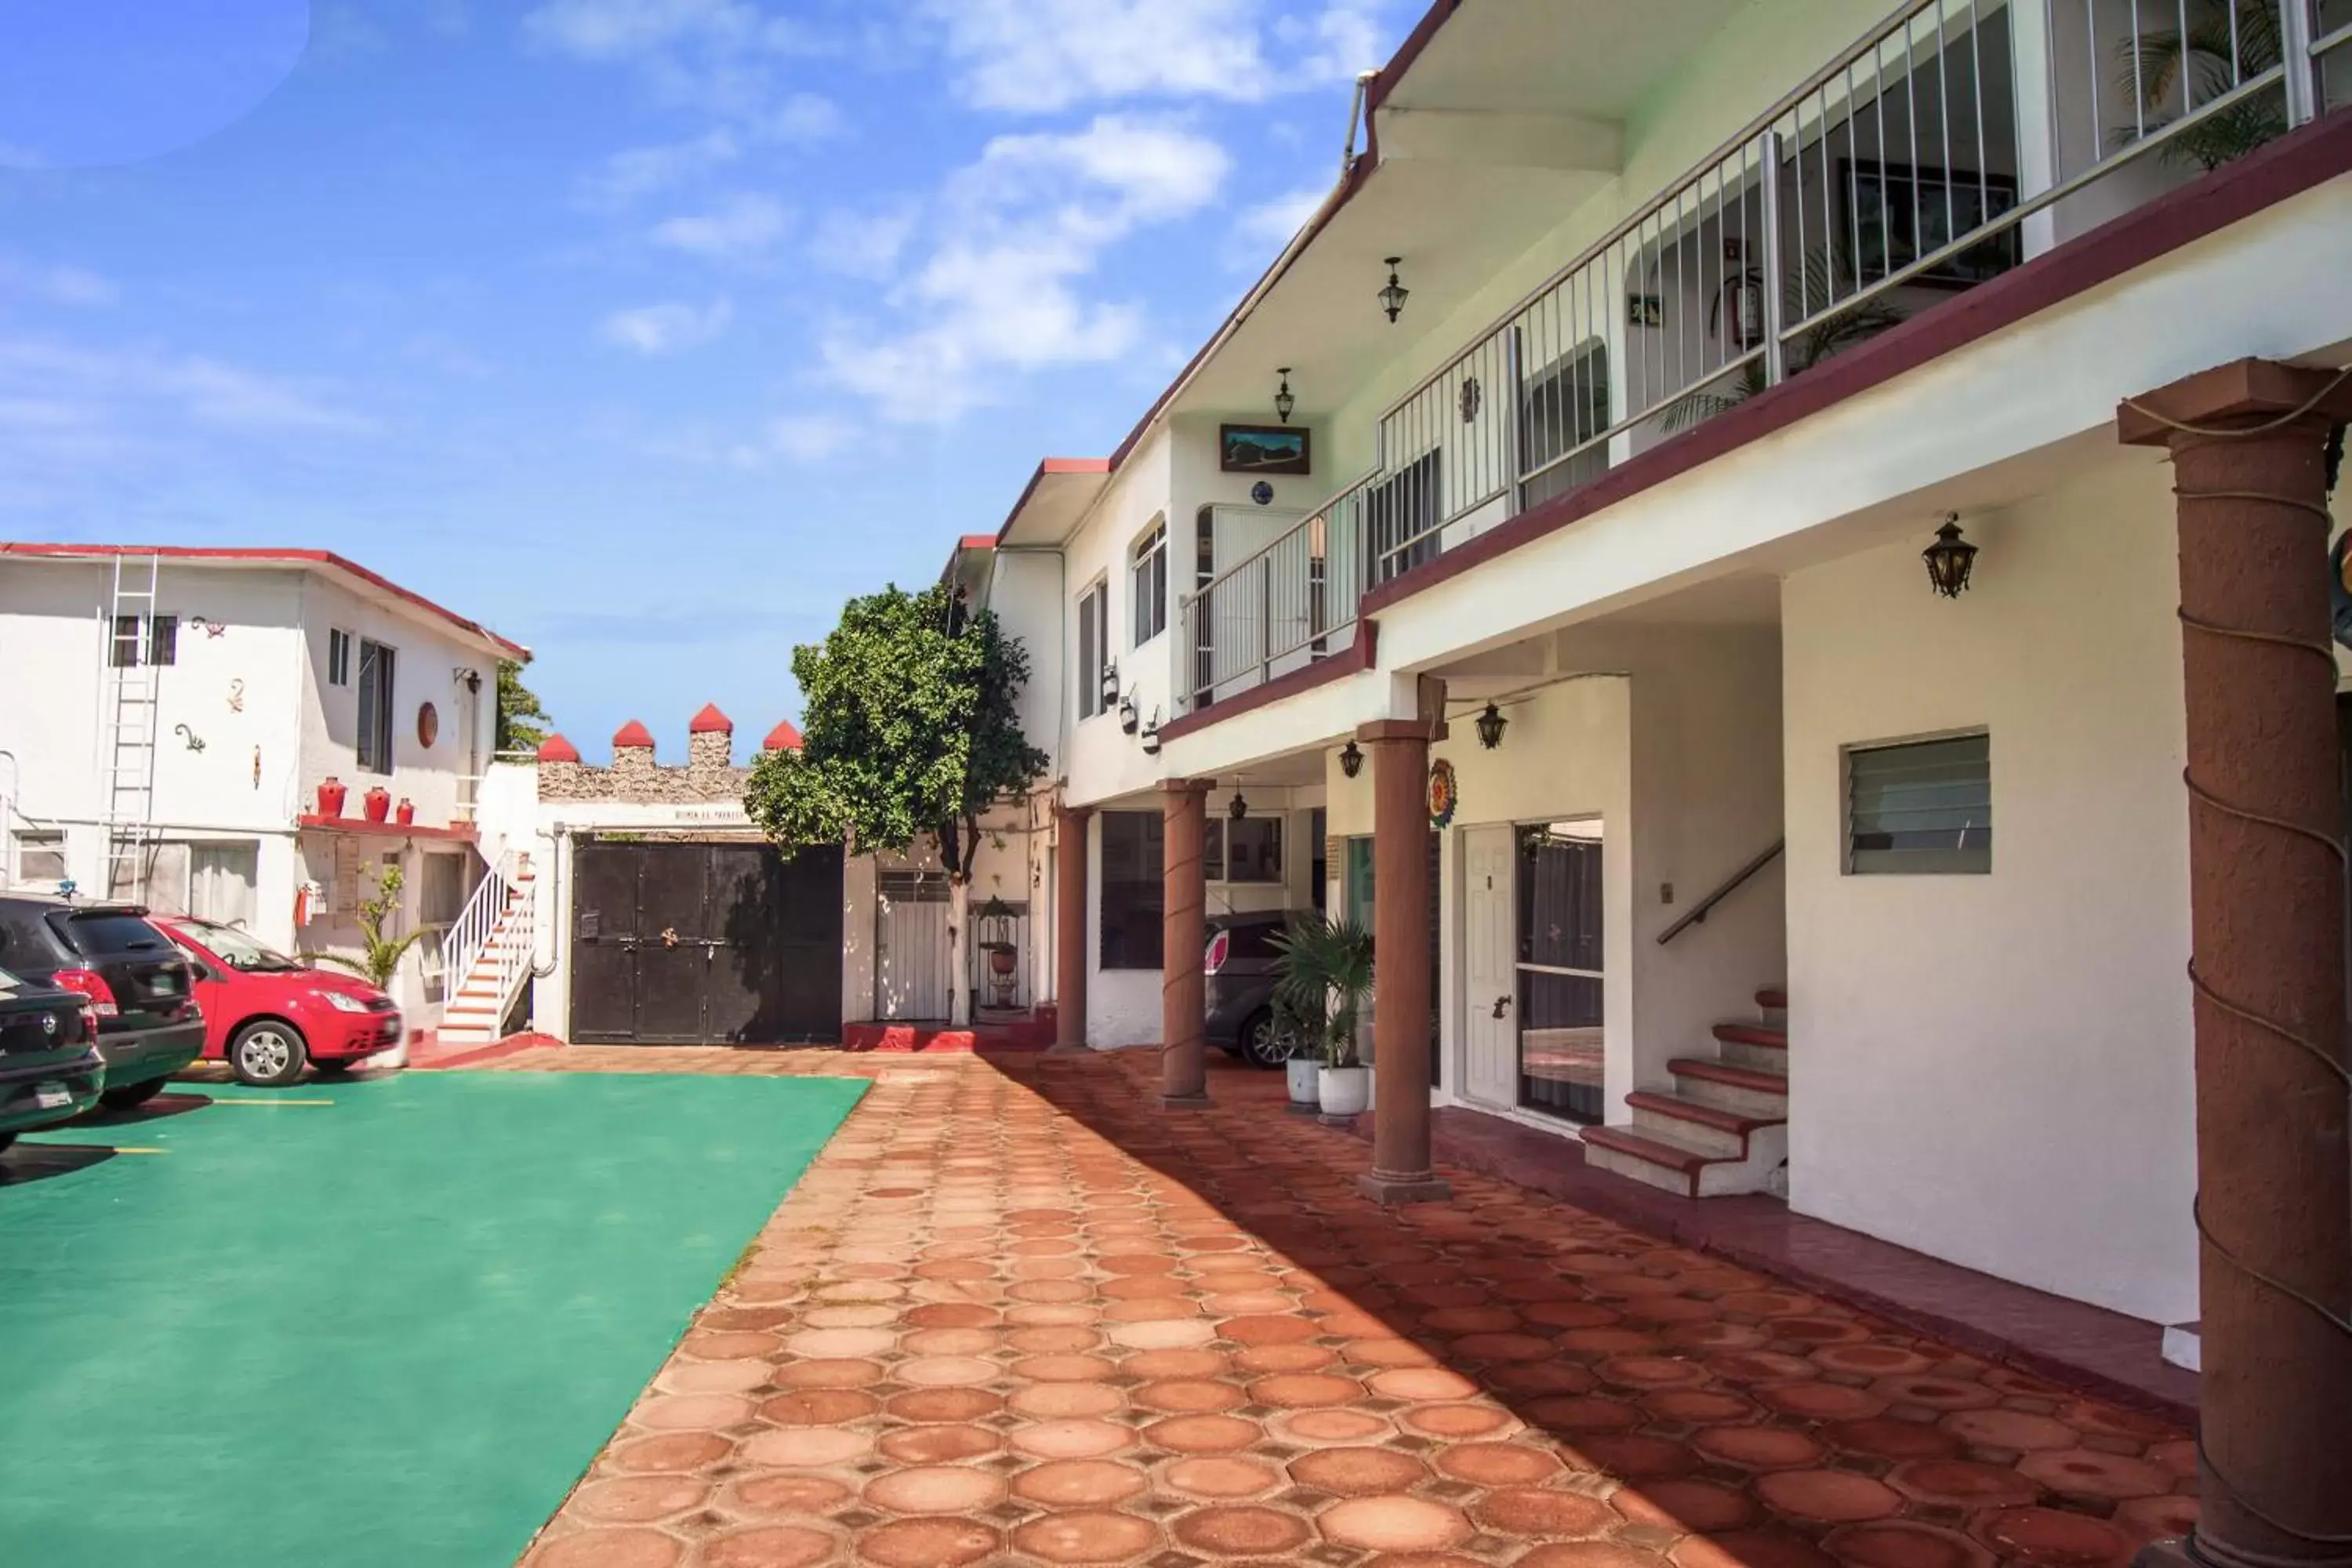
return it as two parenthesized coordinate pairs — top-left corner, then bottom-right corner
(0, 543), (526, 1030)
(948, 2), (2352, 1542)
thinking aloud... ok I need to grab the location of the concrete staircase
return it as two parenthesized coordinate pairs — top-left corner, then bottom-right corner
(435, 861), (536, 1049)
(1583, 986), (1788, 1198)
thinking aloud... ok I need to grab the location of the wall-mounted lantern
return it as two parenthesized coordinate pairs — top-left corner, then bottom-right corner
(1338, 739), (1364, 779)
(1475, 702), (1508, 750)
(1140, 710), (1162, 757)
(1378, 256), (1410, 324)
(1100, 660), (1120, 708)
(1273, 367), (1296, 425)
(1922, 514), (1979, 599)
(1118, 690), (1139, 734)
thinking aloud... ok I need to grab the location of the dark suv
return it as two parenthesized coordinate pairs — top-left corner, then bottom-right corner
(0, 897), (205, 1109)
(0, 964), (106, 1152)
(1204, 910), (1312, 1069)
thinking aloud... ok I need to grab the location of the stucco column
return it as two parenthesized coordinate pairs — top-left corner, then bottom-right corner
(1356, 720), (1451, 1205)
(1160, 780), (1214, 1108)
(1051, 803), (1093, 1054)
(2119, 358), (2352, 1568)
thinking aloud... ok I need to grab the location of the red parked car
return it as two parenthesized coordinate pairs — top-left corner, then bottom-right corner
(153, 917), (405, 1087)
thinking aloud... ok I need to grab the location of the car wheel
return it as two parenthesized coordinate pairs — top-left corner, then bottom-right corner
(230, 1022), (309, 1087)
(99, 1076), (169, 1109)
(1238, 1009), (1290, 1070)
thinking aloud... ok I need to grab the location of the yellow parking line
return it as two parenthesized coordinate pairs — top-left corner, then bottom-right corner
(207, 1098), (335, 1106)
(107, 1146), (168, 1155)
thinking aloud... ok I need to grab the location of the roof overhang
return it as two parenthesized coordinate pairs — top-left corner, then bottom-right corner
(0, 542), (528, 660)
(995, 459), (1113, 549)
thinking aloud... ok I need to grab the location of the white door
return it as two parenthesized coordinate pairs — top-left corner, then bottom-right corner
(1461, 825), (1518, 1108)
(876, 870), (952, 1020)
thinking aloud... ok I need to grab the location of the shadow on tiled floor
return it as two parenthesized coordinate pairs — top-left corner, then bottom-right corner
(506, 1044), (2196, 1568)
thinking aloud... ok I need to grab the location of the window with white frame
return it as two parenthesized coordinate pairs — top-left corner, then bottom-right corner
(1076, 581), (1108, 720)
(1203, 816), (1283, 884)
(356, 637), (397, 774)
(13, 830), (65, 884)
(1846, 732), (1991, 874)
(1131, 517), (1167, 647)
(328, 628), (353, 687)
(108, 614), (178, 669)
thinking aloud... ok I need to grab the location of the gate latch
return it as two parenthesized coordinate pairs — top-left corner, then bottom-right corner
(660, 926), (681, 948)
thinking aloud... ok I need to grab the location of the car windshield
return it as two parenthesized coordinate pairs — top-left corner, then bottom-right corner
(183, 922), (303, 973)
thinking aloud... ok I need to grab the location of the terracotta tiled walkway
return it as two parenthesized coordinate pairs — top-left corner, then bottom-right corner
(498, 1047), (2197, 1568)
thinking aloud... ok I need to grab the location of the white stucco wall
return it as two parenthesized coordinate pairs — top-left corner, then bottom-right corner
(1781, 458), (2195, 1325)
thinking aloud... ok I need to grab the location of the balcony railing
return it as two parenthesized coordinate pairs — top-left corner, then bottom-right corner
(1178, 0), (2336, 716)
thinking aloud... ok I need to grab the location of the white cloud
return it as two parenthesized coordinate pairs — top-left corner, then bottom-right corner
(918, 0), (1393, 113)
(808, 204), (919, 279)
(823, 115), (1228, 420)
(759, 412), (860, 463)
(0, 256), (119, 307)
(580, 130), (739, 206)
(1230, 183), (1327, 264)
(521, 0), (764, 61)
(601, 297), (735, 354)
(765, 91), (847, 143)
(0, 336), (376, 437)
(521, 0), (832, 123)
(649, 194), (791, 259)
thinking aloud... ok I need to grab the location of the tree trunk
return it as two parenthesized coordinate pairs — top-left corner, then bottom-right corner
(948, 875), (972, 1027)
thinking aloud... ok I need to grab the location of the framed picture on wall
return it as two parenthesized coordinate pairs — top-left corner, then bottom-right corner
(1838, 159), (2020, 289)
(1219, 423), (1311, 475)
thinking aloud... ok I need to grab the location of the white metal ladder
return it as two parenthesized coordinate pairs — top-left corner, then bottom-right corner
(99, 554), (162, 899)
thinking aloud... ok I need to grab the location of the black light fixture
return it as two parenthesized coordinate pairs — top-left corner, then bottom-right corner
(1475, 701), (1508, 750)
(1099, 660), (1120, 708)
(1229, 786), (1249, 822)
(1139, 710), (1162, 757)
(1273, 367), (1296, 425)
(1118, 690), (1139, 735)
(1922, 514), (1979, 599)
(1338, 739), (1364, 779)
(1378, 256), (1410, 324)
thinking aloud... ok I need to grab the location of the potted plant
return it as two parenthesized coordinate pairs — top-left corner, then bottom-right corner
(304, 862), (425, 1069)
(977, 896), (1018, 1009)
(1271, 913), (1375, 1117)
(1272, 993), (1319, 1112)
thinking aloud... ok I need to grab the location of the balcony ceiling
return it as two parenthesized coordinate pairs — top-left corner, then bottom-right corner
(1380, 0), (1757, 119)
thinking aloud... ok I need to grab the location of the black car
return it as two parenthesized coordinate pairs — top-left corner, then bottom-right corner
(1204, 909), (1312, 1069)
(0, 963), (107, 1152)
(0, 896), (205, 1109)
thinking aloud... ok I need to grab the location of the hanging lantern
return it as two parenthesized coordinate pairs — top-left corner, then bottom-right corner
(1338, 739), (1363, 779)
(1475, 702), (1508, 750)
(1273, 367), (1296, 424)
(1378, 256), (1410, 324)
(1922, 514), (1979, 599)
(1229, 789), (1249, 822)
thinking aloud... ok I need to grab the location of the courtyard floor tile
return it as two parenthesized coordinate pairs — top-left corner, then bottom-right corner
(498, 1047), (2197, 1568)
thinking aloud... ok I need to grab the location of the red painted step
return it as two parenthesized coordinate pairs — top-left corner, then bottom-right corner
(1755, 987), (1788, 1010)
(1669, 1058), (1789, 1095)
(1625, 1090), (1781, 1137)
(1713, 1022), (1788, 1051)
(1582, 1125), (1717, 1176)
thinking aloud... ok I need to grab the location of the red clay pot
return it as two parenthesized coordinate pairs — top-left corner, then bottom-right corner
(394, 798), (416, 826)
(363, 786), (392, 824)
(316, 777), (347, 818)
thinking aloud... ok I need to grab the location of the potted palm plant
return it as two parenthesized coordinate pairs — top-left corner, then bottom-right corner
(1271, 992), (1319, 1112)
(1271, 913), (1375, 1116)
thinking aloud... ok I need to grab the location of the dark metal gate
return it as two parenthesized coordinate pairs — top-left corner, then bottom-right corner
(570, 840), (843, 1044)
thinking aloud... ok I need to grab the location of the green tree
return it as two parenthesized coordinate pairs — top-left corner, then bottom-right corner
(496, 659), (550, 753)
(307, 862), (426, 991)
(746, 583), (1049, 1025)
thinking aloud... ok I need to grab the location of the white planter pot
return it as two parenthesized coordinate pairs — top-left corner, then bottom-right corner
(1318, 1065), (1371, 1116)
(1285, 1058), (1319, 1106)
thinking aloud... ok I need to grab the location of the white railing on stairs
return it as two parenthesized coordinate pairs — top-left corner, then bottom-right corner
(445, 849), (533, 1025)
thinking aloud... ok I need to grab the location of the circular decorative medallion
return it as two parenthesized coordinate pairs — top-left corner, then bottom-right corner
(1427, 757), (1459, 829)
(416, 702), (440, 748)
(1250, 480), (1275, 506)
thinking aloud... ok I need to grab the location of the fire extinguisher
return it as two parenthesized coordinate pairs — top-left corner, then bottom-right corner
(1711, 238), (1766, 352)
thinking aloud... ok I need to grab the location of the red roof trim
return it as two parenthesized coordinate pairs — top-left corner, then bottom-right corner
(1155, 621), (1378, 746)
(536, 734), (582, 764)
(688, 702), (733, 734)
(0, 542), (528, 659)
(296, 815), (478, 844)
(993, 457), (1113, 543)
(762, 719), (804, 752)
(612, 720), (655, 748)
(956, 534), (997, 552)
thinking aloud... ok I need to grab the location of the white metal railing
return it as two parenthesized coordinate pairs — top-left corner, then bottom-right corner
(443, 849), (517, 1004)
(1184, 0), (2334, 708)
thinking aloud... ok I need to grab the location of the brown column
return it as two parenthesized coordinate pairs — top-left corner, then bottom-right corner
(1356, 720), (1451, 1205)
(1160, 779), (1214, 1107)
(1051, 803), (1093, 1054)
(2119, 358), (2352, 1568)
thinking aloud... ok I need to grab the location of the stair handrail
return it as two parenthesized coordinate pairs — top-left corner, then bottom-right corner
(1657, 838), (1784, 946)
(488, 858), (535, 1024)
(444, 850), (514, 991)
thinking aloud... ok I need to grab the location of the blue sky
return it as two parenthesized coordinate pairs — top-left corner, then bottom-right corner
(0, 0), (1408, 757)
